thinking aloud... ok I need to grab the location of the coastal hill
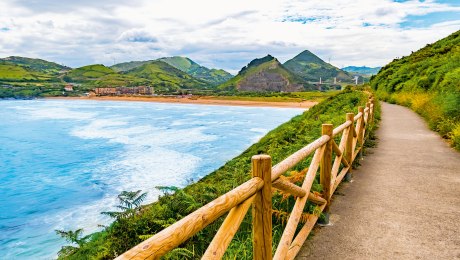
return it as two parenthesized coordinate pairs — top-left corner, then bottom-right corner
(158, 57), (232, 85)
(218, 55), (311, 92)
(64, 64), (116, 82)
(64, 64), (149, 87)
(124, 60), (209, 90)
(371, 29), (460, 149)
(0, 56), (70, 75)
(111, 56), (232, 86)
(0, 56), (69, 82)
(284, 50), (353, 83)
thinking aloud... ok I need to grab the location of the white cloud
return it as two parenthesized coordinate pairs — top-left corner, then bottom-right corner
(0, 0), (459, 70)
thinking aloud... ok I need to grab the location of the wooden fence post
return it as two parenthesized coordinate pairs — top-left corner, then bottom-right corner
(319, 124), (333, 224)
(345, 113), (354, 181)
(369, 98), (374, 123)
(252, 155), (272, 260)
(358, 106), (365, 146)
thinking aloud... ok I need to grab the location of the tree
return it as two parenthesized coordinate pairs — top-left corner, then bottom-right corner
(55, 228), (91, 257)
(101, 190), (147, 220)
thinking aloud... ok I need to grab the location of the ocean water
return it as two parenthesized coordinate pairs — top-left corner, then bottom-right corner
(0, 99), (303, 259)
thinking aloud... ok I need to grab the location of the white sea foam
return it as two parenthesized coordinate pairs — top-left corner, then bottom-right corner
(18, 106), (97, 121)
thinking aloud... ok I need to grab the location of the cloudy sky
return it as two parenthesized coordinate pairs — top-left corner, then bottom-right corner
(0, 0), (459, 73)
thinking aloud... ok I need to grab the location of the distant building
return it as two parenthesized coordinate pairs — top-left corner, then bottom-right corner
(64, 84), (73, 91)
(94, 86), (154, 96)
(95, 87), (117, 95)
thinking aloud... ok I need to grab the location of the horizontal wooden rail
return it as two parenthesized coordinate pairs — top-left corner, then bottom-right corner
(118, 95), (375, 260)
(116, 177), (264, 259)
(202, 195), (255, 259)
(271, 135), (330, 181)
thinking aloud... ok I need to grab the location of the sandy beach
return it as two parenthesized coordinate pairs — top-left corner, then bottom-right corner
(46, 96), (318, 109)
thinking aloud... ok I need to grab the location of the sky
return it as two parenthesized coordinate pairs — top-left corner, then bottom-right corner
(0, 0), (459, 73)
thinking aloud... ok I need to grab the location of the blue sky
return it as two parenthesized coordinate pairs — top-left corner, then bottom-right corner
(0, 0), (459, 73)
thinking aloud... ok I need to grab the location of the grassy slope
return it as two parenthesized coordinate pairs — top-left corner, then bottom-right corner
(125, 61), (209, 90)
(158, 57), (233, 86)
(111, 57), (232, 86)
(0, 56), (69, 74)
(284, 50), (353, 83)
(62, 90), (378, 259)
(0, 63), (41, 81)
(65, 64), (116, 82)
(110, 61), (150, 72)
(371, 30), (460, 150)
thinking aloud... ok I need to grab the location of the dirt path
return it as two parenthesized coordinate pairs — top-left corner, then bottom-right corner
(297, 102), (460, 259)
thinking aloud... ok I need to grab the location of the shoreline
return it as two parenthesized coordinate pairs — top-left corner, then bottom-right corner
(45, 96), (318, 109)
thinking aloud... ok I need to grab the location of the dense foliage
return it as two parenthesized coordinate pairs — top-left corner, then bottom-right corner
(58, 90), (379, 259)
(371, 30), (460, 150)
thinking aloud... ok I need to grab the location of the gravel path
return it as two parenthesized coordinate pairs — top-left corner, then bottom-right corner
(297, 102), (460, 260)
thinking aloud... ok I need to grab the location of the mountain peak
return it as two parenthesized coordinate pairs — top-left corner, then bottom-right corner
(238, 55), (277, 75)
(283, 50), (353, 83)
(291, 50), (325, 64)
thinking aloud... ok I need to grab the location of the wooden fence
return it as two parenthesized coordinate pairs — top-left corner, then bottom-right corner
(116, 96), (375, 260)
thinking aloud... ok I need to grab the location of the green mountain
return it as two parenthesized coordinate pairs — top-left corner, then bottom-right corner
(112, 56), (232, 86)
(218, 55), (310, 92)
(158, 56), (232, 85)
(342, 66), (381, 75)
(64, 64), (149, 87)
(284, 50), (353, 83)
(64, 64), (117, 83)
(0, 63), (51, 82)
(111, 61), (150, 73)
(371, 30), (460, 149)
(0, 56), (70, 75)
(124, 61), (209, 91)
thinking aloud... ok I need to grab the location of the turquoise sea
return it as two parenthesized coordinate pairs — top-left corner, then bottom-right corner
(0, 100), (302, 259)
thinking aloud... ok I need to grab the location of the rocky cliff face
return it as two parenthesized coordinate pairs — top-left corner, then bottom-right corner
(237, 71), (304, 92)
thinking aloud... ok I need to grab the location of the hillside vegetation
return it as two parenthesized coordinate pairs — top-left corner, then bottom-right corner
(58, 90), (379, 259)
(64, 64), (116, 82)
(371, 30), (460, 150)
(159, 56), (232, 85)
(124, 61), (209, 91)
(111, 57), (232, 86)
(0, 56), (69, 74)
(218, 55), (310, 92)
(284, 50), (353, 83)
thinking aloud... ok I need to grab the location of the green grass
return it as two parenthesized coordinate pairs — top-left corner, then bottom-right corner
(59, 89), (378, 259)
(125, 61), (209, 91)
(65, 65), (116, 82)
(371, 30), (460, 150)
(208, 91), (339, 103)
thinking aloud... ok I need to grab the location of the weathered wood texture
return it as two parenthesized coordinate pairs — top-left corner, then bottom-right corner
(252, 155), (273, 260)
(320, 124), (333, 212)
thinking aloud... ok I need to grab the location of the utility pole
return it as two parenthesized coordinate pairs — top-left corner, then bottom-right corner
(319, 77), (322, 84)
(334, 77), (337, 84)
